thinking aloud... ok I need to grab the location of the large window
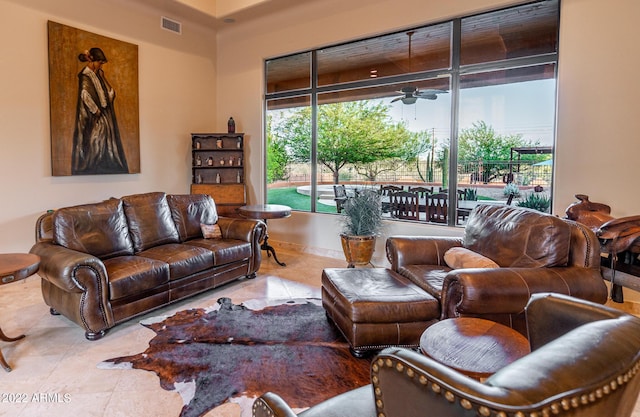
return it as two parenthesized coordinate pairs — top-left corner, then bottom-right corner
(265, 0), (558, 225)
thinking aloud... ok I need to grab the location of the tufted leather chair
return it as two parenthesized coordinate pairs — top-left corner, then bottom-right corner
(386, 204), (608, 335)
(253, 293), (640, 417)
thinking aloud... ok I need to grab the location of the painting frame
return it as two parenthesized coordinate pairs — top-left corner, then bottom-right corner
(48, 21), (140, 176)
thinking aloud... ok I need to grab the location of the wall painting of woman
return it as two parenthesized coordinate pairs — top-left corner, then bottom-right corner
(48, 21), (140, 176)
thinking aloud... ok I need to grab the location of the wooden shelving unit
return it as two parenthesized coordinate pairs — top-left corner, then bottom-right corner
(190, 133), (246, 217)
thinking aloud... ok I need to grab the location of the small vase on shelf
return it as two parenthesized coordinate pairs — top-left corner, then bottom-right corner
(228, 117), (235, 134)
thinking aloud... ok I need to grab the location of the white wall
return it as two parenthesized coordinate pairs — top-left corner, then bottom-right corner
(214, 0), (640, 258)
(0, 0), (217, 252)
(554, 0), (640, 217)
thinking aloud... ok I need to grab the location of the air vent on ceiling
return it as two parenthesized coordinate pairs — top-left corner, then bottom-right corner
(161, 16), (182, 34)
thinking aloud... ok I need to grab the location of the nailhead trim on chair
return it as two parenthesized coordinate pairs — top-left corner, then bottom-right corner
(252, 399), (274, 417)
(371, 356), (640, 417)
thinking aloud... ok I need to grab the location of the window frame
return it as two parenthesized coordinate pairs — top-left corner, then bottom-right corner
(264, 0), (559, 225)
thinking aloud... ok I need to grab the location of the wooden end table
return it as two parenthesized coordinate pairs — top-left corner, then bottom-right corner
(238, 204), (292, 266)
(420, 317), (530, 380)
(0, 253), (40, 372)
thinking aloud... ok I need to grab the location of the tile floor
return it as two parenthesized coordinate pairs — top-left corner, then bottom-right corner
(0, 249), (346, 417)
(0, 249), (638, 417)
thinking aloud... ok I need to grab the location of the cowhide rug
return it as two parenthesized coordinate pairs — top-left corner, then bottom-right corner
(99, 297), (371, 417)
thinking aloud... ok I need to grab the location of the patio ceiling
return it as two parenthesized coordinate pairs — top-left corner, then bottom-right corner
(266, 1), (558, 104)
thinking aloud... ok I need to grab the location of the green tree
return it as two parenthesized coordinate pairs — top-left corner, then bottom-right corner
(395, 129), (434, 182)
(266, 114), (290, 183)
(458, 121), (540, 183)
(271, 101), (415, 183)
(354, 127), (430, 181)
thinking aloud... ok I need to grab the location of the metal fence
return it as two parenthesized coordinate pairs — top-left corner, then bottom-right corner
(277, 160), (551, 187)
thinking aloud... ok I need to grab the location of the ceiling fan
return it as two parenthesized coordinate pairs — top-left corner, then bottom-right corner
(390, 31), (448, 105)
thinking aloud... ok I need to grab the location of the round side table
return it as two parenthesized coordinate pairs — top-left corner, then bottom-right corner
(238, 204), (292, 266)
(0, 253), (40, 372)
(420, 317), (530, 380)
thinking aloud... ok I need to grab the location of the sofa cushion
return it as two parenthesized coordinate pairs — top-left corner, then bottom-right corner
(444, 247), (499, 269)
(53, 198), (134, 259)
(122, 192), (180, 253)
(104, 255), (170, 300)
(464, 204), (571, 268)
(137, 243), (213, 280)
(185, 238), (252, 266)
(397, 265), (450, 300)
(167, 194), (219, 242)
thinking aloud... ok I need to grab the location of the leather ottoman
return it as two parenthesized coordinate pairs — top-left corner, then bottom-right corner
(322, 267), (440, 357)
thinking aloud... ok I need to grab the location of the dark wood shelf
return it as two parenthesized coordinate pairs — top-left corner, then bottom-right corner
(191, 133), (246, 217)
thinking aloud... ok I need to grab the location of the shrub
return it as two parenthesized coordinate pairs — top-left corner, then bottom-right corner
(503, 183), (520, 197)
(517, 192), (551, 213)
(463, 188), (478, 201)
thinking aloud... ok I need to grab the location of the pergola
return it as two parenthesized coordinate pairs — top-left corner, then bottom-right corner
(507, 146), (553, 183)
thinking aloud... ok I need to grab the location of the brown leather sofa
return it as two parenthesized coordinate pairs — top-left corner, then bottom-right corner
(386, 204), (608, 335)
(253, 293), (640, 417)
(30, 192), (266, 340)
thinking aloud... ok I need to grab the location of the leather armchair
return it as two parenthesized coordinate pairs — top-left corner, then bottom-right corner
(253, 293), (640, 417)
(386, 204), (608, 334)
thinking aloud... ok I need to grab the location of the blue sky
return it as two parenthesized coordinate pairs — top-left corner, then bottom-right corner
(389, 78), (556, 147)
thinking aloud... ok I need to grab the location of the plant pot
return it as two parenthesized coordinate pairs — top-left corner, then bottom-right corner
(340, 234), (376, 268)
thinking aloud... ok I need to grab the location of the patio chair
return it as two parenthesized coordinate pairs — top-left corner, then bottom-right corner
(407, 186), (433, 199)
(333, 185), (348, 213)
(380, 185), (403, 213)
(427, 192), (448, 223)
(390, 191), (419, 220)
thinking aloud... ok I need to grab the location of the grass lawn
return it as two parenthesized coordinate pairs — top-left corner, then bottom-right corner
(267, 187), (338, 213)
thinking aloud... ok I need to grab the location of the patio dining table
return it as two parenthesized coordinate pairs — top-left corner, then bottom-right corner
(380, 194), (487, 223)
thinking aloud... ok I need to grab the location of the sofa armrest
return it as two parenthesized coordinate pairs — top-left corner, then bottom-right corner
(440, 267), (608, 320)
(386, 236), (463, 271)
(253, 392), (299, 417)
(217, 217), (266, 243)
(30, 242), (107, 292)
(29, 242), (114, 334)
(217, 217), (266, 275)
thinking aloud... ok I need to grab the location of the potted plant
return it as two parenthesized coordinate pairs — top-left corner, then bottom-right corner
(339, 188), (384, 267)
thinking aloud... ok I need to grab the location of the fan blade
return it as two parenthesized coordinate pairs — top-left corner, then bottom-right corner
(390, 96), (403, 103)
(415, 89), (448, 97)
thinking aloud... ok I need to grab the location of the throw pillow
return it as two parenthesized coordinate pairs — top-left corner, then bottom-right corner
(444, 247), (499, 269)
(201, 223), (222, 239)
